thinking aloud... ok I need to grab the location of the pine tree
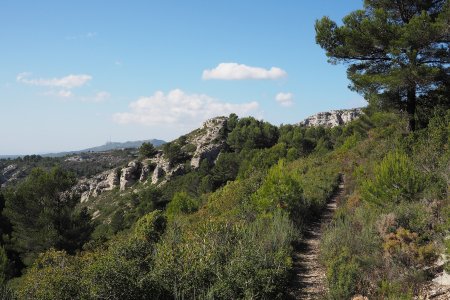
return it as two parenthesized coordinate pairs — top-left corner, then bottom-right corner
(315, 0), (449, 130)
(4, 167), (92, 265)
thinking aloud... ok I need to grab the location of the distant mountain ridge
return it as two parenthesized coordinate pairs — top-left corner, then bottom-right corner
(79, 139), (166, 153)
(0, 139), (166, 159)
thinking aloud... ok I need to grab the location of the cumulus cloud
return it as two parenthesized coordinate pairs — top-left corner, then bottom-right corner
(202, 63), (287, 80)
(17, 73), (92, 89)
(113, 89), (259, 127)
(275, 92), (294, 107)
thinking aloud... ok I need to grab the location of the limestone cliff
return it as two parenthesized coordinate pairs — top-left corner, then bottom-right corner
(73, 116), (228, 201)
(299, 108), (364, 127)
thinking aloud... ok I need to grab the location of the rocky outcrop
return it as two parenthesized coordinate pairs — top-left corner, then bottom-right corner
(74, 169), (120, 202)
(139, 160), (153, 182)
(190, 117), (227, 169)
(299, 108), (364, 127)
(149, 152), (185, 185)
(70, 116), (228, 201)
(72, 160), (153, 202)
(0, 164), (25, 188)
(147, 117), (227, 185)
(120, 161), (142, 191)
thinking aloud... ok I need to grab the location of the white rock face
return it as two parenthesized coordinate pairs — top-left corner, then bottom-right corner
(119, 161), (142, 191)
(73, 159), (153, 201)
(148, 116), (227, 185)
(299, 108), (364, 127)
(150, 152), (170, 184)
(149, 152), (185, 185)
(71, 116), (228, 201)
(190, 117), (227, 169)
(73, 169), (120, 203)
(0, 164), (22, 188)
(139, 160), (152, 182)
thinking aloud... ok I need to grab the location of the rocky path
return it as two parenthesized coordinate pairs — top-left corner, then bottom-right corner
(287, 176), (345, 299)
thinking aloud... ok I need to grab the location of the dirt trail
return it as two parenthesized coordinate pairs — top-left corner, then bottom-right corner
(287, 176), (345, 299)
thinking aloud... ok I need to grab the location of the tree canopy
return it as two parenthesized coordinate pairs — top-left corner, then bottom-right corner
(4, 167), (92, 265)
(315, 0), (449, 130)
(139, 142), (157, 158)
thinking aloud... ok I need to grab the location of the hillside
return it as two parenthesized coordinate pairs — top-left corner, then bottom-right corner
(0, 107), (447, 299)
(0, 0), (448, 298)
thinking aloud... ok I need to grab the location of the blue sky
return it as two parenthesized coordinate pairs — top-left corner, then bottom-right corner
(0, 1), (365, 154)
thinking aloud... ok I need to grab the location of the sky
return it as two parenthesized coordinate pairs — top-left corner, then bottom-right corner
(0, 1), (366, 155)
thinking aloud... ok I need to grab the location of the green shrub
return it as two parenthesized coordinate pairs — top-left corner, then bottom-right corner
(361, 151), (424, 206)
(165, 192), (199, 219)
(327, 247), (360, 300)
(208, 211), (295, 299)
(13, 249), (83, 300)
(252, 160), (305, 223)
(133, 210), (167, 242)
(138, 142), (157, 158)
(0, 246), (8, 284)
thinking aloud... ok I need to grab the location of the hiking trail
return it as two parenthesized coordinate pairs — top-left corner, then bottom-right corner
(287, 175), (345, 299)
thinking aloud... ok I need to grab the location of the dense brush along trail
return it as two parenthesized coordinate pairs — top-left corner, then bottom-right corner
(287, 175), (345, 299)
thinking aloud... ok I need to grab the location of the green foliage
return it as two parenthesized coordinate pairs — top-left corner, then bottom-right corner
(133, 210), (166, 242)
(445, 238), (450, 273)
(210, 152), (240, 188)
(162, 142), (185, 165)
(278, 125), (316, 156)
(327, 248), (360, 300)
(166, 192), (199, 219)
(321, 109), (449, 298)
(361, 151), (424, 206)
(5, 106), (448, 299)
(138, 142), (157, 158)
(252, 160), (305, 221)
(0, 246), (8, 284)
(227, 117), (279, 152)
(14, 211), (168, 299)
(0, 284), (15, 300)
(207, 211), (295, 299)
(13, 249), (82, 300)
(315, 1), (449, 130)
(4, 167), (92, 266)
(237, 143), (287, 179)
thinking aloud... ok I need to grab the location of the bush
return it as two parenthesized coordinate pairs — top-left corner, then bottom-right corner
(252, 160), (305, 222)
(165, 192), (199, 219)
(361, 151), (424, 207)
(13, 249), (83, 300)
(327, 248), (360, 300)
(138, 142), (157, 158)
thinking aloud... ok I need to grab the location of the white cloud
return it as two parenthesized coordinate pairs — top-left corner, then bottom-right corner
(275, 92), (294, 107)
(113, 89), (259, 127)
(202, 63), (287, 80)
(17, 73), (92, 89)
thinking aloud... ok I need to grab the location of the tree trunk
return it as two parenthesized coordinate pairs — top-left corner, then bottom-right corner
(406, 85), (416, 131)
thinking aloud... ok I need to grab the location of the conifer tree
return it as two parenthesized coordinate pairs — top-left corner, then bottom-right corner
(315, 0), (449, 130)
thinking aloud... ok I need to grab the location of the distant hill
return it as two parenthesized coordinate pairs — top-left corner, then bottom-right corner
(79, 139), (166, 153)
(0, 139), (166, 159)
